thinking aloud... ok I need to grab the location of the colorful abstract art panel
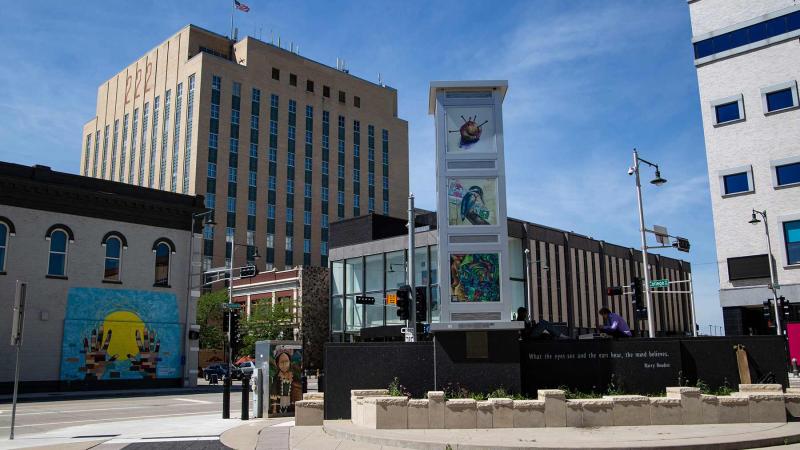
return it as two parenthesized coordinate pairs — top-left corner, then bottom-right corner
(268, 343), (303, 417)
(449, 253), (501, 303)
(60, 287), (182, 381)
(447, 177), (498, 226)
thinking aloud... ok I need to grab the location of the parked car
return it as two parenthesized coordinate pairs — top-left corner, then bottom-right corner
(232, 361), (256, 380)
(202, 363), (230, 381)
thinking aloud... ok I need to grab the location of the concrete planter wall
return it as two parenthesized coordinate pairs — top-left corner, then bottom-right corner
(347, 385), (795, 429)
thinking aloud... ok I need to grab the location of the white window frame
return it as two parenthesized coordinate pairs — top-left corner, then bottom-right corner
(47, 229), (70, 277)
(153, 242), (172, 286)
(0, 221), (11, 273)
(761, 80), (799, 115)
(711, 94), (745, 127)
(718, 165), (754, 197)
(771, 155), (800, 189)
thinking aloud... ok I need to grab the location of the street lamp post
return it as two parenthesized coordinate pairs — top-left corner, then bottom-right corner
(749, 209), (782, 335)
(630, 149), (667, 338)
(523, 248), (549, 319)
(184, 210), (215, 387)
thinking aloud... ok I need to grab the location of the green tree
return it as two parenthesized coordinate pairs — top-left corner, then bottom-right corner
(238, 300), (295, 357)
(197, 289), (228, 349)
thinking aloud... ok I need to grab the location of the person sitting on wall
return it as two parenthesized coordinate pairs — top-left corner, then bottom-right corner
(516, 307), (569, 340)
(598, 307), (633, 338)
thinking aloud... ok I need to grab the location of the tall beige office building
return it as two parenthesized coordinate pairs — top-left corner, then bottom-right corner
(81, 25), (409, 271)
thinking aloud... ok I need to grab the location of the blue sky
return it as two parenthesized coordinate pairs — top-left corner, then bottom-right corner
(0, 1), (724, 331)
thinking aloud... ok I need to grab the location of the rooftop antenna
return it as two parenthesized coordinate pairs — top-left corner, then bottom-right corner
(270, 30), (274, 44)
(278, 36), (281, 48)
(234, 27), (239, 42)
(378, 72), (384, 86)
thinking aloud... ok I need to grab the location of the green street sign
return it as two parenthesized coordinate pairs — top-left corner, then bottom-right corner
(225, 303), (242, 309)
(650, 279), (669, 289)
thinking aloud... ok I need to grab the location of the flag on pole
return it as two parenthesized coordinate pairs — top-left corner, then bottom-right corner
(234, 0), (250, 12)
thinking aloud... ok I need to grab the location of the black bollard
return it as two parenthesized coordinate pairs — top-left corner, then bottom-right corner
(222, 375), (231, 419)
(241, 374), (250, 420)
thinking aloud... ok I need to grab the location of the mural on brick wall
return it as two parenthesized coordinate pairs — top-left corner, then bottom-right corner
(60, 288), (182, 381)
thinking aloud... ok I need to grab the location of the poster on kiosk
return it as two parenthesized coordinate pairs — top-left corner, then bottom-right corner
(429, 81), (521, 331)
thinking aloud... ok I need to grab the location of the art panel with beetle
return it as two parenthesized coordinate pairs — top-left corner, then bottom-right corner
(446, 106), (495, 153)
(60, 287), (182, 381)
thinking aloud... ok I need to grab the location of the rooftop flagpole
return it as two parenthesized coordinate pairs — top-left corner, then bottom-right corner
(230, 0), (235, 39)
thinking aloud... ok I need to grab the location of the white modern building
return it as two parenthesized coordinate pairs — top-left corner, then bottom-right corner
(690, 0), (800, 334)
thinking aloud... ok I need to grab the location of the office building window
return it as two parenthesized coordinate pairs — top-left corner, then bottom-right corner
(354, 194), (360, 208)
(212, 75), (221, 90)
(321, 187), (329, 201)
(304, 211), (312, 226)
(270, 120), (278, 135)
(208, 163), (217, 179)
(230, 137), (239, 153)
(227, 197), (236, 213)
(288, 126), (296, 141)
(249, 171), (257, 187)
(269, 176), (276, 191)
(722, 171), (751, 195)
(762, 82), (799, 113)
(289, 73), (297, 86)
(183, 75), (196, 193)
(232, 81), (241, 97)
(338, 165), (345, 178)
(209, 133), (218, 149)
(252, 87), (261, 103)
(323, 85), (330, 97)
(249, 143), (258, 158)
(205, 193), (216, 209)
(306, 80), (314, 92)
(228, 167), (237, 182)
(211, 104), (219, 119)
(338, 140), (345, 153)
(368, 173), (374, 186)
(712, 95), (744, 125)
(305, 157), (312, 171)
(266, 233), (274, 248)
(383, 176), (389, 189)
(304, 183), (312, 198)
(337, 191), (344, 205)
(288, 153), (295, 167)
(250, 114), (259, 129)
(289, 99), (296, 114)
(304, 239), (311, 253)
(354, 96), (361, 108)
(785, 220), (800, 265)
(286, 237), (293, 251)
(268, 204), (276, 219)
(272, 68), (280, 80)
(204, 225), (214, 240)
(171, 83), (184, 192)
(322, 214), (329, 228)
(353, 169), (360, 182)
(269, 147), (277, 162)
(248, 200), (257, 216)
(321, 241), (328, 256)
(338, 91), (346, 103)
(776, 162), (800, 186)
(47, 228), (69, 277)
(287, 208), (294, 222)
(322, 161), (329, 175)
(305, 130), (313, 145)
(159, 90), (171, 190)
(368, 197), (374, 212)
(322, 135), (329, 149)
(383, 200), (389, 215)
(287, 179), (295, 194)
(354, 143), (360, 157)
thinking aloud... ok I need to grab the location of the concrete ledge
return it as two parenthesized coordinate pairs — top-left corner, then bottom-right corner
(740, 384), (783, 392)
(363, 396), (408, 429)
(606, 395), (651, 426)
(718, 396), (750, 424)
(566, 400), (583, 427)
(733, 392), (787, 423)
(445, 398), (477, 429)
(512, 400), (545, 428)
(295, 400), (324, 426)
(650, 397), (682, 425)
(477, 400), (493, 428)
(428, 391), (445, 429)
(786, 393), (800, 419)
(492, 398), (514, 428)
(538, 389), (566, 427)
(700, 395), (720, 424)
(574, 399), (614, 427)
(407, 399), (429, 429)
(303, 392), (324, 400)
(667, 387), (702, 424)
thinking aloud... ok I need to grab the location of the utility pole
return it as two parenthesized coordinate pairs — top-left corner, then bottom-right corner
(407, 193), (417, 342)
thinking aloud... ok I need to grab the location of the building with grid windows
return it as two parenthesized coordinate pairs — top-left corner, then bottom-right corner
(81, 25), (409, 273)
(689, 1), (800, 334)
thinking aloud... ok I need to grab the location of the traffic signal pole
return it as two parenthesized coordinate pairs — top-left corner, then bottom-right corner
(407, 193), (417, 342)
(633, 150), (656, 338)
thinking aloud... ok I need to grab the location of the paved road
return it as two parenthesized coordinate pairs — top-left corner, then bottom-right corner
(0, 387), (243, 437)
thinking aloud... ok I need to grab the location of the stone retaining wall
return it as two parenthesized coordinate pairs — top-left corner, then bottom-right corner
(345, 385), (799, 429)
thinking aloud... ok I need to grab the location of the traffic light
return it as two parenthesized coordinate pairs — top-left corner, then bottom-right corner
(606, 286), (623, 296)
(763, 299), (774, 326)
(240, 265), (258, 278)
(673, 237), (690, 253)
(630, 277), (643, 308)
(396, 285), (411, 320)
(230, 310), (242, 353)
(780, 296), (791, 322)
(415, 286), (427, 322)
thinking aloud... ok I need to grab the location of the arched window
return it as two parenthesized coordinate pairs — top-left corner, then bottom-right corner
(153, 238), (175, 286)
(48, 229), (69, 277)
(104, 236), (123, 281)
(0, 222), (8, 273)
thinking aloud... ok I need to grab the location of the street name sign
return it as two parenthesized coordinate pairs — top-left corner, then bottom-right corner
(650, 279), (669, 289)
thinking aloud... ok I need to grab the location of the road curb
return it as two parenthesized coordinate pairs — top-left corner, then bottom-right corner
(322, 420), (800, 450)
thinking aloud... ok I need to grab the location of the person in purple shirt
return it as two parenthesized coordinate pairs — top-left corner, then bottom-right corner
(599, 307), (632, 338)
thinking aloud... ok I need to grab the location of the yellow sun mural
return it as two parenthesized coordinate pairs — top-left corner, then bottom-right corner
(103, 310), (145, 359)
